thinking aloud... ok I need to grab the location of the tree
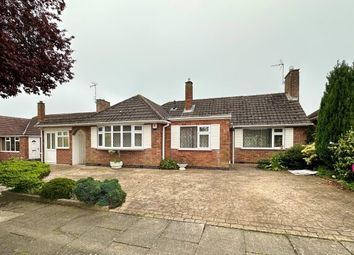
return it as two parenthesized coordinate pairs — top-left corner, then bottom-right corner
(316, 61), (354, 166)
(0, 0), (74, 98)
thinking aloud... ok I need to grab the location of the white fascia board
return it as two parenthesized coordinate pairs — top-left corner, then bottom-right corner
(232, 123), (313, 128)
(168, 114), (232, 121)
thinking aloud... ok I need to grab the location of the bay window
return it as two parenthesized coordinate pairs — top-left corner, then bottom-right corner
(0, 137), (20, 152)
(243, 128), (284, 148)
(180, 125), (210, 149)
(98, 125), (143, 149)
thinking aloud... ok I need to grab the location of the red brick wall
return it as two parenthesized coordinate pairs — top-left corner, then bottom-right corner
(165, 119), (231, 169)
(19, 136), (29, 159)
(0, 152), (20, 161)
(56, 131), (72, 164)
(84, 125), (163, 167)
(234, 126), (308, 163)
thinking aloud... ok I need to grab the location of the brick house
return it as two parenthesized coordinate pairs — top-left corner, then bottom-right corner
(0, 116), (41, 160)
(33, 68), (312, 168)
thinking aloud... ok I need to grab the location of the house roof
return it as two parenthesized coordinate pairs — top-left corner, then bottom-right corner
(83, 95), (168, 123)
(0, 115), (40, 136)
(308, 110), (319, 121)
(38, 112), (96, 126)
(162, 93), (312, 127)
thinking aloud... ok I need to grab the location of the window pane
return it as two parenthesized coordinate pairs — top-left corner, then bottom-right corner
(113, 126), (120, 131)
(135, 126), (142, 131)
(10, 137), (15, 151)
(274, 128), (283, 133)
(274, 135), (283, 147)
(15, 140), (19, 151)
(243, 129), (272, 148)
(63, 137), (69, 147)
(135, 133), (142, 147)
(199, 126), (209, 132)
(113, 133), (121, 147)
(123, 133), (131, 147)
(105, 126), (111, 132)
(57, 137), (63, 147)
(51, 133), (55, 149)
(199, 134), (209, 148)
(98, 134), (103, 146)
(180, 127), (197, 148)
(47, 134), (50, 149)
(123, 125), (131, 131)
(105, 133), (111, 147)
(98, 127), (103, 132)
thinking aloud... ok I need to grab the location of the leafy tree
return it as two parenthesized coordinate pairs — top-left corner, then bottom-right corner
(0, 0), (74, 98)
(316, 61), (354, 165)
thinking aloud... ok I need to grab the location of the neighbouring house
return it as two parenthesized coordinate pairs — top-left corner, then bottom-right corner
(308, 110), (319, 125)
(0, 116), (41, 160)
(32, 67), (312, 168)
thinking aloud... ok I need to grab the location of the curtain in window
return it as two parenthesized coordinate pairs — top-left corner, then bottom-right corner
(243, 129), (272, 147)
(180, 127), (197, 148)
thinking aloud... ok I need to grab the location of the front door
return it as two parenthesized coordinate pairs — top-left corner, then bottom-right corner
(45, 132), (56, 164)
(28, 137), (40, 159)
(72, 130), (86, 165)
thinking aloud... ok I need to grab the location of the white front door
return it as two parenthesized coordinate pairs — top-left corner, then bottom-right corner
(72, 130), (86, 165)
(45, 132), (56, 164)
(28, 137), (40, 159)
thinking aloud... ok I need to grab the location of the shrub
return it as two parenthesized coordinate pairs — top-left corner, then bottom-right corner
(301, 143), (319, 168)
(40, 178), (76, 200)
(73, 177), (126, 208)
(257, 159), (271, 169)
(329, 129), (354, 182)
(257, 154), (286, 171)
(159, 158), (178, 170)
(279, 145), (307, 170)
(97, 179), (126, 208)
(0, 159), (50, 193)
(73, 177), (101, 204)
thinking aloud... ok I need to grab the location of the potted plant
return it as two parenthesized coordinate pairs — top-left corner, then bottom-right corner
(108, 150), (123, 169)
(177, 158), (188, 171)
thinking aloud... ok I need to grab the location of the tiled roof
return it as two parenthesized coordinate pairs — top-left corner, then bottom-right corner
(23, 117), (41, 136)
(0, 116), (32, 136)
(308, 110), (319, 121)
(88, 95), (168, 123)
(38, 112), (96, 126)
(162, 93), (312, 126)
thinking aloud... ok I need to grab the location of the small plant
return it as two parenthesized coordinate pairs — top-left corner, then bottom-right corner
(40, 178), (76, 200)
(73, 177), (101, 204)
(108, 150), (121, 162)
(280, 144), (307, 170)
(301, 143), (319, 167)
(159, 158), (178, 170)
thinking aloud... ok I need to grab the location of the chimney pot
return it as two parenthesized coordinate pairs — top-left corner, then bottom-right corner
(185, 80), (193, 111)
(96, 99), (110, 112)
(37, 101), (45, 122)
(284, 68), (300, 100)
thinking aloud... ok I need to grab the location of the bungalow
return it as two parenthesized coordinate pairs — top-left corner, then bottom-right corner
(33, 67), (312, 168)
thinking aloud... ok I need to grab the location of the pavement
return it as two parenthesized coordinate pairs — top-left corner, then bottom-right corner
(47, 164), (354, 241)
(0, 198), (353, 255)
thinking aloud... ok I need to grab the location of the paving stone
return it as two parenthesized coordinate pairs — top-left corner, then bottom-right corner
(114, 218), (168, 248)
(161, 221), (204, 243)
(0, 210), (23, 223)
(105, 242), (149, 255)
(244, 231), (296, 255)
(96, 213), (140, 231)
(147, 238), (197, 255)
(341, 241), (354, 254)
(289, 235), (352, 255)
(196, 226), (245, 255)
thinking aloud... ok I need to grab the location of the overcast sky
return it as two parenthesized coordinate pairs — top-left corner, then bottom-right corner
(1, 0), (353, 118)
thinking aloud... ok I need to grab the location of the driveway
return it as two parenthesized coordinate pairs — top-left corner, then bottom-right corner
(48, 164), (354, 241)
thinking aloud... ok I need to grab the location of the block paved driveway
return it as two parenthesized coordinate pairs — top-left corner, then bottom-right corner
(0, 199), (353, 255)
(47, 164), (354, 242)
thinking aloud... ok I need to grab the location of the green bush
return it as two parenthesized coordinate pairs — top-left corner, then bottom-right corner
(73, 177), (126, 208)
(159, 158), (178, 170)
(301, 143), (319, 168)
(280, 145), (307, 170)
(73, 177), (101, 205)
(0, 159), (50, 193)
(40, 178), (76, 200)
(329, 129), (354, 182)
(257, 159), (271, 169)
(96, 179), (126, 208)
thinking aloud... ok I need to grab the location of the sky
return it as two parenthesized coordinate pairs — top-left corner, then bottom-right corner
(1, 0), (354, 118)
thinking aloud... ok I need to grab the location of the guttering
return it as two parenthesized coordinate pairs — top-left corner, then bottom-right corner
(168, 114), (232, 121)
(232, 123), (313, 128)
(162, 121), (171, 160)
(36, 119), (170, 128)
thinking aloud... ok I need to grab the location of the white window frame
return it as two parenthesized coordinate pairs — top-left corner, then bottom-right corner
(242, 128), (284, 150)
(56, 131), (69, 149)
(179, 125), (211, 150)
(0, 136), (20, 152)
(97, 125), (144, 150)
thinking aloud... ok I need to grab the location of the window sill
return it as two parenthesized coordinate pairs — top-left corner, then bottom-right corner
(97, 147), (146, 151)
(0, 151), (20, 153)
(239, 147), (285, 150)
(56, 147), (70, 150)
(177, 148), (213, 151)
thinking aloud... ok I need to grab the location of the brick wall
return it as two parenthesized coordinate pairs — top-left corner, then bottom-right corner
(0, 151), (20, 161)
(165, 119), (231, 169)
(19, 136), (29, 159)
(83, 125), (163, 167)
(234, 126), (308, 163)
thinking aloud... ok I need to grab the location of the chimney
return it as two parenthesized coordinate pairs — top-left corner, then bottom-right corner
(37, 101), (45, 121)
(284, 67), (299, 100)
(184, 79), (193, 111)
(96, 99), (110, 112)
